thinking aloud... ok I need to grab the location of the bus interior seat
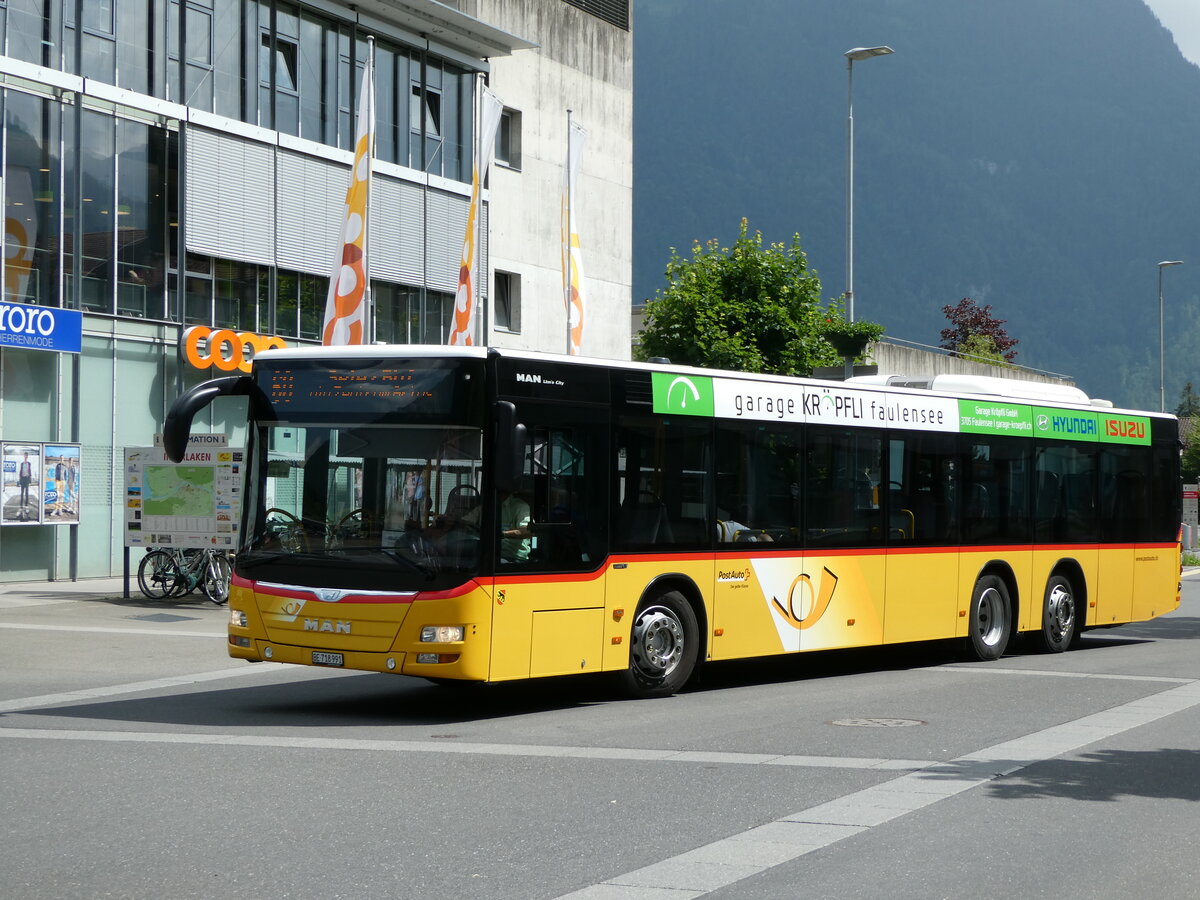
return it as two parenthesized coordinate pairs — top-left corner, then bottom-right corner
(620, 492), (674, 544)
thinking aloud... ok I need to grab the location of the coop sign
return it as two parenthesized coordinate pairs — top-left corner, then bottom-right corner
(182, 326), (288, 373)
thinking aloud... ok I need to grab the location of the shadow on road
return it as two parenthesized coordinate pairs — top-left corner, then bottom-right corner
(9, 615), (1191, 729)
(1093, 616), (1200, 642)
(919, 748), (1200, 803)
(11, 640), (978, 729)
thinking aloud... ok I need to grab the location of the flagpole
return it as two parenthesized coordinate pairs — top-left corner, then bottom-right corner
(475, 73), (485, 347)
(364, 37), (375, 343)
(565, 108), (573, 355)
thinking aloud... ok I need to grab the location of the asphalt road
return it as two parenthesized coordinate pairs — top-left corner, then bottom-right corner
(3, 574), (1200, 899)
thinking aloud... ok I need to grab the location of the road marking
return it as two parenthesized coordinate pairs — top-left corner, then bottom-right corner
(0, 622), (224, 639)
(0, 664), (287, 713)
(923, 664), (1194, 683)
(553, 677), (1200, 899)
(0, 723), (936, 772)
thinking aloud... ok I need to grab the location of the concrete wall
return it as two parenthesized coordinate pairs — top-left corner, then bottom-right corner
(464, 0), (634, 359)
(869, 341), (1073, 386)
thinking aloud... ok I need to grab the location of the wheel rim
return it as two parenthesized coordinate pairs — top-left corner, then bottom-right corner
(975, 586), (1006, 648)
(630, 605), (685, 680)
(1046, 583), (1074, 642)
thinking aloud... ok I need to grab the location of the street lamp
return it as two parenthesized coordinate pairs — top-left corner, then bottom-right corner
(845, 45), (894, 323)
(1158, 259), (1184, 412)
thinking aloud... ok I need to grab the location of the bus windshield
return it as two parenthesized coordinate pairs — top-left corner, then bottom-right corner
(236, 355), (487, 592)
(240, 421), (484, 591)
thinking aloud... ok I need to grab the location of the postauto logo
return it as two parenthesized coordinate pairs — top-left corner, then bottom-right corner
(182, 326), (288, 374)
(651, 372), (715, 416)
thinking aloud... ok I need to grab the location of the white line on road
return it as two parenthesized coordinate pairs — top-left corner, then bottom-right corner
(923, 664), (1195, 683)
(0, 664), (287, 713)
(0, 724), (937, 772)
(553, 677), (1200, 899)
(0, 622), (224, 639)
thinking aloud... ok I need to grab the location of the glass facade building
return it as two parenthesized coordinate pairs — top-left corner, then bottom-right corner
(0, 0), (541, 580)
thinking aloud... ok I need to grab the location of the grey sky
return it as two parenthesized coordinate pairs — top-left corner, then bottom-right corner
(1144, 0), (1200, 65)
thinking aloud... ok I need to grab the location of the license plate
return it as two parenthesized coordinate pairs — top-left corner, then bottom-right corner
(312, 651), (344, 667)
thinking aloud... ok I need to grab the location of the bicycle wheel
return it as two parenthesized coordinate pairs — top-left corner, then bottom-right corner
(137, 550), (181, 600)
(171, 549), (203, 598)
(201, 552), (232, 605)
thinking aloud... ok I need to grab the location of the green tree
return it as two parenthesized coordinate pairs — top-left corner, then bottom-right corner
(940, 298), (1019, 362)
(954, 333), (1010, 368)
(635, 219), (882, 375)
(1175, 382), (1200, 418)
(1181, 418), (1200, 484)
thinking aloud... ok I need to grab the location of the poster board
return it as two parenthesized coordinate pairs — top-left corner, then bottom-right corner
(2, 442), (81, 526)
(123, 435), (243, 549)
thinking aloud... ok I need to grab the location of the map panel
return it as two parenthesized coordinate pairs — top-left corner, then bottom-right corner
(123, 436), (242, 549)
(143, 466), (215, 517)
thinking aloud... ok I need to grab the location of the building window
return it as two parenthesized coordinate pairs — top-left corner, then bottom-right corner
(8, 1), (55, 68)
(261, 33), (299, 93)
(5, 91), (63, 309)
(494, 271), (520, 333)
(411, 85), (441, 137)
(496, 108), (521, 170)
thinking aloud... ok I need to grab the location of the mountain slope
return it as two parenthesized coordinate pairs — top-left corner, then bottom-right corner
(633, 0), (1200, 406)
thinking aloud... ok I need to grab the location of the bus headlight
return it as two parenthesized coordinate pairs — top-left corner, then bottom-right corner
(420, 625), (464, 643)
(230, 608), (248, 628)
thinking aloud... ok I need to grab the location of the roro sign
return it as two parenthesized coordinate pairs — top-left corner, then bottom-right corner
(0, 301), (83, 354)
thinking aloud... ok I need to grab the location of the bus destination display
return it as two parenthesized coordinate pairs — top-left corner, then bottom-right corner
(262, 363), (454, 416)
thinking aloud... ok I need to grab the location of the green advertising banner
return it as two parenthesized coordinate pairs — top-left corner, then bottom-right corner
(1097, 413), (1152, 445)
(652, 372), (714, 416)
(1031, 407), (1099, 442)
(958, 399), (1034, 436)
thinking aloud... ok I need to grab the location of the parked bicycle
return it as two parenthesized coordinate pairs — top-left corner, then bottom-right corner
(137, 547), (232, 604)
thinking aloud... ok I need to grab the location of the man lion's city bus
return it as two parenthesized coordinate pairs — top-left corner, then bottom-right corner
(163, 346), (1181, 698)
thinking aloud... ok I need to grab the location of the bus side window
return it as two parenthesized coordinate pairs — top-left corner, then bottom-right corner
(614, 417), (711, 550)
(502, 417), (607, 571)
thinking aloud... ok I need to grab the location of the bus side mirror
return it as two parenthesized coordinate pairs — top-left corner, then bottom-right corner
(494, 401), (527, 492)
(164, 375), (257, 462)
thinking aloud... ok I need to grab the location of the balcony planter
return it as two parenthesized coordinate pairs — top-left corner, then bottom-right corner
(820, 320), (883, 360)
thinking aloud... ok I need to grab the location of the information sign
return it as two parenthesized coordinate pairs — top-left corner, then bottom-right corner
(123, 435), (243, 548)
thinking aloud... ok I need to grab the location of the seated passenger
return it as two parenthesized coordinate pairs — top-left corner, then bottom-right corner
(498, 491), (533, 562)
(460, 490), (532, 562)
(716, 508), (773, 542)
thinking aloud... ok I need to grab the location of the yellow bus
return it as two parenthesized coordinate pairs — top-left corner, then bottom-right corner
(164, 347), (1182, 697)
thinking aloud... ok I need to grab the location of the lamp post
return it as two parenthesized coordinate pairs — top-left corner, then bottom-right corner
(1158, 259), (1184, 412)
(844, 45), (893, 323)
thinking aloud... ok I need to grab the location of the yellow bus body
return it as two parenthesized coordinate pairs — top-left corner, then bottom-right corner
(227, 539), (1179, 680)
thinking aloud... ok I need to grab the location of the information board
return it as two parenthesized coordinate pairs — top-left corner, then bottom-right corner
(124, 435), (243, 549)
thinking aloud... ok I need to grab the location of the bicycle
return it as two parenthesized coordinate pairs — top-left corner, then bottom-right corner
(137, 547), (232, 604)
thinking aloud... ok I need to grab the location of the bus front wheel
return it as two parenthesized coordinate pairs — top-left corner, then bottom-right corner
(1040, 575), (1077, 653)
(621, 591), (698, 698)
(967, 575), (1011, 661)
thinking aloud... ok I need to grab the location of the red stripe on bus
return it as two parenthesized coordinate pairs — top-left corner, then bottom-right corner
(242, 579), (480, 604)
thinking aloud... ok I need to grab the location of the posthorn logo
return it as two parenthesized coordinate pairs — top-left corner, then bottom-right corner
(652, 372), (714, 416)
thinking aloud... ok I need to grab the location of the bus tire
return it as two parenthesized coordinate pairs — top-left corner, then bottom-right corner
(1040, 575), (1077, 653)
(967, 575), (1011, 661)
(620, 591), (699, 698)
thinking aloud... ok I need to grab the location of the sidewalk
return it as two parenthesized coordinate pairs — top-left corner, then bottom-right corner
(0, 576), (134, 608)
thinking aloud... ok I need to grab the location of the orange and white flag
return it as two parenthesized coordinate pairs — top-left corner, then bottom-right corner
(322, 46), (374, 346)
(448, 86), (504, 346)
(562, 115), (588, 355)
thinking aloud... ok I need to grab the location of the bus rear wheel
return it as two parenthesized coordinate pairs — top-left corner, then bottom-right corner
(967, 575), (1011, 661)
(620, 591), (698, 698)
(1040, 575), (1077, 653)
